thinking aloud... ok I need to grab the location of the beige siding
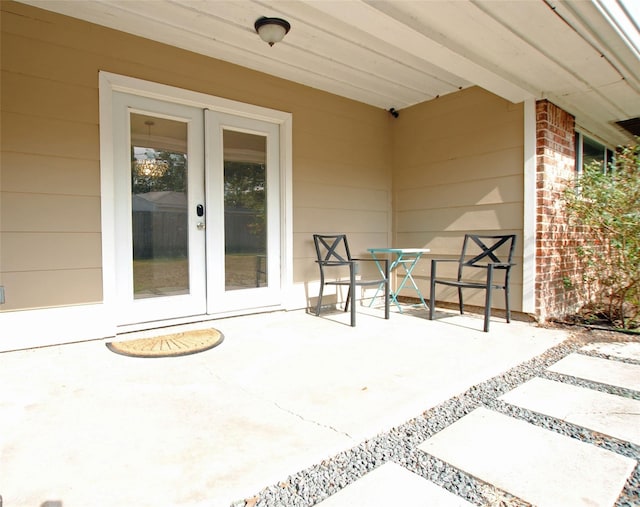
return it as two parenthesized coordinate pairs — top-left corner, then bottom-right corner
(2, 153), (100, 196)
(0, 270), (102, 310)
(1, 2), (525, 316)
(0, 1), (392, 311)
(393, 88), (524, 311)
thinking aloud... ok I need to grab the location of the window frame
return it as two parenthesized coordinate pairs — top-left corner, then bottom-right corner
(575, 131), (615, 175)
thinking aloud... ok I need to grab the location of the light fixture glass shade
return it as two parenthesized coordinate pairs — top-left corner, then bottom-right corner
(255, 17), (290, 46)
(135, 157), (169, 178)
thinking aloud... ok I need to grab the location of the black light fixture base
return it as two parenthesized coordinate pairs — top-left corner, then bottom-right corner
(254, 17), (291, 46)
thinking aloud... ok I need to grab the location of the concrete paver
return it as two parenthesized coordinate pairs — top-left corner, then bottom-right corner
(580, 341), (640, 361)
(500, 377), (640, 445)
(314, 462), (473, 507)
(548, 353), (640, 391)
(418, 407), (636, 507)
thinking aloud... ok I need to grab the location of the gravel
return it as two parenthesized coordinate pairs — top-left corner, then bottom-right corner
(233, 327), (640, 507)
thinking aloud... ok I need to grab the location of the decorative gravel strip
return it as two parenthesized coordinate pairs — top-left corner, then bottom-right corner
(540, 370), (640, 400)
(234, 334), (639, 507)
(576, 347), (640, 366)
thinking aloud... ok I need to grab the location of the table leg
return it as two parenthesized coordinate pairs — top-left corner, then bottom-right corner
(395, 254), (428, 311)
(368, 253), (402, 311)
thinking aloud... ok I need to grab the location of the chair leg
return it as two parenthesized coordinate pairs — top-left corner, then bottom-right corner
(345, 287), (351, 313)
(458, 287), (464, 315)
(349, 265), (356, 327)
(504, 284), (511, 323)
(429, 260), (436, 320)
(350, 294), (356, 326)
(484, 265), (494, 332)
(316, 283), (324, 317)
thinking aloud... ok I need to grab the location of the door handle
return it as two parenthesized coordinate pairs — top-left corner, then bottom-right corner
(196, 204), (205, 230)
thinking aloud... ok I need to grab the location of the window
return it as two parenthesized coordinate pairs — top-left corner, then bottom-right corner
(575, 132), (614, 174)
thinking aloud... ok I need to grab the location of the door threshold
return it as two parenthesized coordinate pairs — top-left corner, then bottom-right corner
(116, 305), (285, 338)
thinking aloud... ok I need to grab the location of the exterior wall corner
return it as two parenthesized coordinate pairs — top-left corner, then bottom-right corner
(534, 100), (583, 322)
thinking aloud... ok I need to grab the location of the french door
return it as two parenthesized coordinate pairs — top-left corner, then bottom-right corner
(112, 92), (282, 326)
(205, 111), (281, 314)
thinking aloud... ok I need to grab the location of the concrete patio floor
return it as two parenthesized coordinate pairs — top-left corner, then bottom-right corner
(0, 306), (570, 507)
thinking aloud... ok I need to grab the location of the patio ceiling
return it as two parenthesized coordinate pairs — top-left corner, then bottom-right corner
(20, 0), (640, 145)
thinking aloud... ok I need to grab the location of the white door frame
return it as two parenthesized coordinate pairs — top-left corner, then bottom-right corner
(99, 71), (293, 332)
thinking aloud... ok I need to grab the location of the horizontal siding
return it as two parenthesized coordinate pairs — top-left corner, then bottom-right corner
(2, 232), (102, 271)
(395, 231), (522, 257)
(0, 70), (98, 123)
(1, 193), (101, 233)
(1, 2), (527, 316)
(393, 87), (524, 312)
(293, 157), (390, 189)
(1, 269), (102, 309)
(398, 174), (523, 211)
(1, 1), (392, 311)
(396, 203), (524, 233)
(0, 33), (101, 88)
(296, 181), (389, 212)
(1, 153), (100, 196)
(395, 146), (522, 189)
(1, 111), (98, 160)
(295, 208), (389, 235)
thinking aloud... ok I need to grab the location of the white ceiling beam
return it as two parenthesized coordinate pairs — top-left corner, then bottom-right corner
(15, 0), (639, 132)
(551, 0), (640, 93)
(300, 0), (535, 104)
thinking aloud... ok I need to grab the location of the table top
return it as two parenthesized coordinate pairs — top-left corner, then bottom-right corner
(368, 247), (430, 254)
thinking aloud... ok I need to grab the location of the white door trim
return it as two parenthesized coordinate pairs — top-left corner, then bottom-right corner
(99, 71), (293, 331)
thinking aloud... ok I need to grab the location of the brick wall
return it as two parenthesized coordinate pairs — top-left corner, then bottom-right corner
(535, 100), (583, 321)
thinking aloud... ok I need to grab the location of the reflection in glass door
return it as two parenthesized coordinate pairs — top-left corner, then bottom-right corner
(223, 130), (267, 291)
(131, 114), (189, 298)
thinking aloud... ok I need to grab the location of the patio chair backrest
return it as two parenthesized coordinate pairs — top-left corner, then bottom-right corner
(313, 234), (352, 264)
(458, 234), (516, 277)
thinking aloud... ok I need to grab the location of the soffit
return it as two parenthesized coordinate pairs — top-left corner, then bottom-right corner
(18, 0), (640, 145)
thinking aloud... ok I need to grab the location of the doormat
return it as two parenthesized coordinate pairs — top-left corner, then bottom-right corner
(106, 328), (224, 358)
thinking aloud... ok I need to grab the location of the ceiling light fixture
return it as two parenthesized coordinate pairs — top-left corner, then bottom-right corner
(254, 16), (291, 46)
(134, 120), (170, 178)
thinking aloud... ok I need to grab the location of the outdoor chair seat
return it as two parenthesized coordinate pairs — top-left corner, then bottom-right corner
(313, 234), (390, 327)
(429, 234), (516, 332)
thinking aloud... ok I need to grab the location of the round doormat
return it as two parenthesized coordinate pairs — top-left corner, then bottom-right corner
(106, 328), (224, 358)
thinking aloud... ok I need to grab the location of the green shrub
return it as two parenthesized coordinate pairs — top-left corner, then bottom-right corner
(563, 140), (640, 329)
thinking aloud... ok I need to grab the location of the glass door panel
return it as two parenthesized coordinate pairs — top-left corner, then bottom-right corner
(131, 114), (189, 298)
(113, 92), (206, 326)
(223, 130), (267, 291)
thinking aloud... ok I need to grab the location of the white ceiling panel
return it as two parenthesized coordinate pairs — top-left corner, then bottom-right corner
(18, 0), (640, 144)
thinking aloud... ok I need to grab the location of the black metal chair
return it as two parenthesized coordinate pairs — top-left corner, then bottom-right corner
(313, 234), (390, 327)
(429, 234), (516, 332)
